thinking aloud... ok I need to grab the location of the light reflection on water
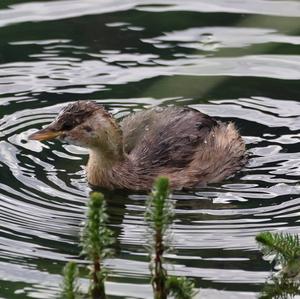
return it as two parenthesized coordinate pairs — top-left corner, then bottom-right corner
(0, 0), (300, 298)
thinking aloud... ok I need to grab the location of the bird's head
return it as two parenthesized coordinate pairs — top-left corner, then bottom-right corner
(29, 101), (122, 153)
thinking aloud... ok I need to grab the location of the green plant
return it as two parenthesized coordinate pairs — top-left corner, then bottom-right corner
(166, 276), (197, 299)
(259, 276), (300, 299)
(256, 231), (300, 277)
(61, 261), (80, 299)
(60, 181), (197, 299)
(145, 176), (196, 299)
(256, 231), (300, 299)
(81, 192), (115, 299)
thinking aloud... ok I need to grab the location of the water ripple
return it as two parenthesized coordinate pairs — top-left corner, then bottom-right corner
(0, 0), (300, 30)
(0, 1), (300, 298)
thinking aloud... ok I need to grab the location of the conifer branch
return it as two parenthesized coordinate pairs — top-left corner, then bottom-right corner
(145, 177), (197, 299)
(61, 261), (79, 299)
(166, 276), (197, 299)
(256, 232), (300, 267)
(81, 192), (115, 299)
(259, 277), (300, 299)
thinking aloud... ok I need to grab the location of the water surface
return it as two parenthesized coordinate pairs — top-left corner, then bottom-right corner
(0, 0), (300, 298)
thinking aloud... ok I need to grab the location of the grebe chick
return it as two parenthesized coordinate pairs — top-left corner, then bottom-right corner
(29, 101), (247, 191)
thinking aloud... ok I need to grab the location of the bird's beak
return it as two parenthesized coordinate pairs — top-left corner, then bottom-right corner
(29, 127), (62, 141)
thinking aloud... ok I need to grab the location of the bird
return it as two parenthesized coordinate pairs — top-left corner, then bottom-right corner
(29, 101), (247, 191)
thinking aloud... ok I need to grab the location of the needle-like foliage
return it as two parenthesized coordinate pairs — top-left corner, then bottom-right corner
(61, 261), (80, 299)
(256, 232), (300, 271)
(259, 277), (300, 299)
(145, 177), (196, 299)
(166, 276), (197, 299)
(145, 176), (173, 250)
(81, 192), (115, 299)
(60, 182), (196, 299)
(145, 177), (172, 299)
(145, 176), (173, 230)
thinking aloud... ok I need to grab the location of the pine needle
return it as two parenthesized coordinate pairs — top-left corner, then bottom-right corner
(80, 192), (115, 299)
(259, 277), (300, 299)
(81, 192), (115, 261)
(167, 276), (198, 299)
(256, 232), (300, 267)
(145, 177), (197, 299)
(61, 262), (79, 299)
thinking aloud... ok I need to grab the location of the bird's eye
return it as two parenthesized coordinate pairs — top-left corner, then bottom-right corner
(83, 126), (92, 132)
(62, 120), (74, 131)
(63, 124), (73, 131)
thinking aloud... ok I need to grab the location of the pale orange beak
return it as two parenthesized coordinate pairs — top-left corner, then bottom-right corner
(29, 128), (62, 141)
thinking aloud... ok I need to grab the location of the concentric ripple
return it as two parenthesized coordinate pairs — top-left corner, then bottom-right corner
(0, 104), (88, 261)
(0, 0), (300, 298)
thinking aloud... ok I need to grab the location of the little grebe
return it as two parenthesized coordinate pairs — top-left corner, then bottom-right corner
(29, 101), (247, 190)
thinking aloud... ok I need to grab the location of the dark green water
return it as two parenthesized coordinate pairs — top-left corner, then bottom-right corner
(0, 0), (300, 298)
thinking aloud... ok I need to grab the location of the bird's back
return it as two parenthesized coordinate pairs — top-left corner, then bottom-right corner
(119, 106), (247, 189)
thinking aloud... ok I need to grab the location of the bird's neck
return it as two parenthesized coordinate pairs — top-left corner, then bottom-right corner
(86, 127), (128, 188)
(88, 146), (124, 169)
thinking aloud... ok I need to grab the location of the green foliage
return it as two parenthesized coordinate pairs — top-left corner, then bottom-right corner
(80, 192), (115, 299)
(145, 177), (196, 299)
(60, 182), (197, 299)
(166, 276), (197, 299)
(145, 176), (172, 230)
(256, 231), (300, 299)
(81, 192), (115, 261)
(283, 256), (300, 278)
(256, 232), (300, 270)
(145, 177), (172, 299)
(259, 277), (300, 299)
(145, 177), (173, 251)
(61, 261), (79, 299)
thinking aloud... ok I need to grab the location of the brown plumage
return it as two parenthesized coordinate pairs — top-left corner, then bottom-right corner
(29, 101), (247, 191)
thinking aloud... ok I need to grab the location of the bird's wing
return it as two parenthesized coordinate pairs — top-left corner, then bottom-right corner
(120, 107), (217, 170)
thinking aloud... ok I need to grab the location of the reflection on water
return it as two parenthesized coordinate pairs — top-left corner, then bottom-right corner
(0, 0), (300, 298)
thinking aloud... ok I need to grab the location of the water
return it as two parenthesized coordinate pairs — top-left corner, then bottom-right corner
(0, 0), (300, 298)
